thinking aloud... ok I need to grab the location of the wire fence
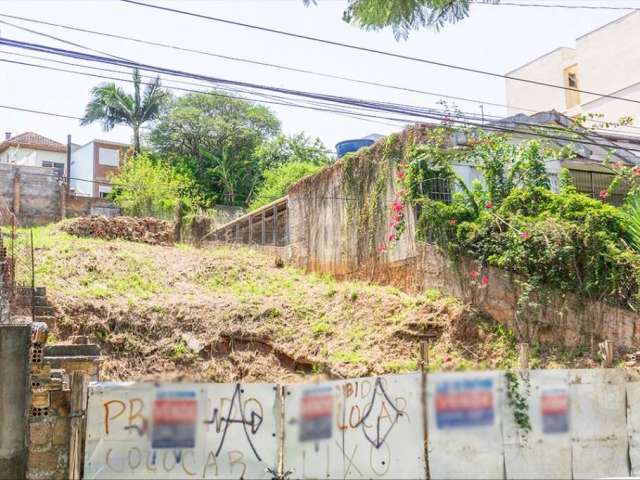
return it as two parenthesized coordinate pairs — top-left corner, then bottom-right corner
(0, 194), (35, 323)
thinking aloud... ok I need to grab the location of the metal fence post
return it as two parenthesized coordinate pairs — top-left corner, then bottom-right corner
(30, 229), (34, 323)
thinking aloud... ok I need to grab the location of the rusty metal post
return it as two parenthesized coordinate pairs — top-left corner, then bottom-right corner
(30, 229), (34, 322)
(419, 341), (431, 480)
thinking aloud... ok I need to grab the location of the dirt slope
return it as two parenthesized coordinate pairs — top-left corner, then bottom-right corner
(29, 224), (593, 383)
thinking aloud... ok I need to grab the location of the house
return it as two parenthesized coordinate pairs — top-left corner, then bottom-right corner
(70, 140), (130, 197)
(506, 11), (640, 133)
(0, 132), (67, 176)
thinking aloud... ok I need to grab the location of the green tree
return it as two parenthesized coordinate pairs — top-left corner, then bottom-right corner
(109, 153), (198, 218)
(252, 133), (331, 167)
(81, 69), (170, 153)
(149, 91), (281, 205)
(249, 162), (325, 211)
(306, 0), (478, 38)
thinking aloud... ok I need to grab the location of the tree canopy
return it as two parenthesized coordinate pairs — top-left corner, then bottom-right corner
(81, 69), (171, 152)
(306, 0), (481, 39)
(149, 91), (281, 206)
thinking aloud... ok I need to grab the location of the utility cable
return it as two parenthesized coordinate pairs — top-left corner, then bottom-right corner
(121, 0), (640, 106)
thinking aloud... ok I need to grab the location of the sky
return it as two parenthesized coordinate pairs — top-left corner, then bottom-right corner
(0, 0), (635, 151)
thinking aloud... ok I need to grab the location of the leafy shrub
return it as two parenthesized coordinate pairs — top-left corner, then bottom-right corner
(249, 161), (324, 211)
(109, 153), (199, 218)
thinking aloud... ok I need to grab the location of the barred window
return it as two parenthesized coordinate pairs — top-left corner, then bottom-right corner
(569, 169), (627, 206)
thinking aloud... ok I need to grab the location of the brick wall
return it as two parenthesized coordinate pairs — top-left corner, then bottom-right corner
(27, 324), (100, 480)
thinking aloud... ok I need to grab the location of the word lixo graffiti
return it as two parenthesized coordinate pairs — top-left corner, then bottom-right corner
(84, 369), (640, 479)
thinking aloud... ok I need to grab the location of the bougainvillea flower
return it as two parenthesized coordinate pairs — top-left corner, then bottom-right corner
(377, 243), (386, 253)
(396, 170), (406, 180)
(449, 219), (457, 225)
(388, 233), (397, 242)
(520, 231), (531, 240)
(389, 221), (397, 228)
(634, 166), (640, 175)
(481, 275), (489, 286)
(485, 201), (493, 209)
(599, 190), (610, 199)
(469, 270), (479, 280)
(394, 214), (403, 222)
(392, 200), (403, 213)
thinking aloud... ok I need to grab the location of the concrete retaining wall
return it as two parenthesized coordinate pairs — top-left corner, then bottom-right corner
(0, 325), (30, 479)
(284, 153), (640, 350)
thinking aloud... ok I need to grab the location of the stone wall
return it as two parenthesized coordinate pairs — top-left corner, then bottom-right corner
(284, 148), (640, 350)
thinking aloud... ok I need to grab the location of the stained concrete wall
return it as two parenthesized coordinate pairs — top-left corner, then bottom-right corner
(0, 325), (30, 479)
(0, 164), (119, 225)
(285, 140), (640, 350)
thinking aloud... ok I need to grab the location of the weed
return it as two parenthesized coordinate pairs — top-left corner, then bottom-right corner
(384, 359), (417, 373)
(311, 321), (333, 336)
(425, 288), (441, 302)
(330, 350), (365, 364)
(171, 341), (188, 358)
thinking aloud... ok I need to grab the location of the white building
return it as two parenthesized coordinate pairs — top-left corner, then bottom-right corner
(0, 131), (67, 175)
(70, 139), (129, 197)
(506, 12), (640, 134)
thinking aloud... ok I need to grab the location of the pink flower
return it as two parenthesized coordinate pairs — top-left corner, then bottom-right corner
(389, 221), (397, 228)
(394, 214), (403, 222)
(481, 275), (489, 286)
(599, 190), (610, 199)
(485, 201), (493, 209)
(392, 200), (403, 213)
(449, 219), (457, 226)
(377, 243), (386, 253)
(388, 233), (397, 242)
(634, 166), (640, 176)
(469, 270), (479, 280)
(520, 231), (531, 240)
(396, 170), (406, 180)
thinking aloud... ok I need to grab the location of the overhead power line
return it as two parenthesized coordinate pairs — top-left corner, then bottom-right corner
(3, 11), (640, 136)
(120, 0), (640, 106)
(0, 12), (544, 116)
(0, 103), (82, 120)
(1, 37), (639, 156)
(471, 1), (640, 10)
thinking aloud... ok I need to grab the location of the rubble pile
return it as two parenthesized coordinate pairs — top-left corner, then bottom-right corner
(60, 216), (174, 245)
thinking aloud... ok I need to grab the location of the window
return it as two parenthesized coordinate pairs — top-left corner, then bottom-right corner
(98, 185), (112, 198)
(42, 161), (65, 177)
(98, 147), (119, 166)
(569, 170), (627, 206)
(564, 65), (580, 109)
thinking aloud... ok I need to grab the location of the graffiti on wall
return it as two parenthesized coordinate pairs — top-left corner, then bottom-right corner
(83, 383), (279, 479)
(283, 374), (426, 479)
(82, 369), (640, 479)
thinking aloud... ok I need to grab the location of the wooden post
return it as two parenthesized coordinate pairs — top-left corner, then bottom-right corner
(272, 205), (277, 245)
(68, 372), (89, 480)
(249, 218), (253, 244)
(419, 341), (431, 480)
(518, 343), (529, 370)
(261, 210), (266, 245)
(12, 171), (20, 216)
(601, 340), (614, 368)
(235, 223), (240, 244)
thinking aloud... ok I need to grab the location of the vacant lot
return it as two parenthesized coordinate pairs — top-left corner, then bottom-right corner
(26, 224), (594, 383)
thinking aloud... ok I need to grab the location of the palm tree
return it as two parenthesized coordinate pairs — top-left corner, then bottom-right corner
(80, 69), (170, 153)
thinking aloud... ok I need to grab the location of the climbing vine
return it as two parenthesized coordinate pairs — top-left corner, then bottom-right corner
(505, 371), (531, 433)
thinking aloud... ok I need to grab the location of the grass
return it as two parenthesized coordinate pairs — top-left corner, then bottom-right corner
(15, 222), (596, 383)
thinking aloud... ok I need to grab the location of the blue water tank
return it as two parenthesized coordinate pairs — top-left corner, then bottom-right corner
(335, 138), (376, 158)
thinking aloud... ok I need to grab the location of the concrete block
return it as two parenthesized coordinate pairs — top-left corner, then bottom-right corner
(51, 418), (69, 446)
(29, 422), (52, 447)
(27, 450), (59, 473)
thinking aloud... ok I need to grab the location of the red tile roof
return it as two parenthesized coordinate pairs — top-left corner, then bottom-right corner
(0, 132), (66, 154)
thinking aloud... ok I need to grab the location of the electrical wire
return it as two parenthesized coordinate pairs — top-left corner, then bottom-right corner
(3, 12), (639, 136)
(2, 36), (639, 156)
(120, 0), (640, 106)
(471, 1), (640, 10)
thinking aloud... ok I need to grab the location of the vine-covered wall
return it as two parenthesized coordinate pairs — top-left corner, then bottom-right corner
(285, 124), (640, 349)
